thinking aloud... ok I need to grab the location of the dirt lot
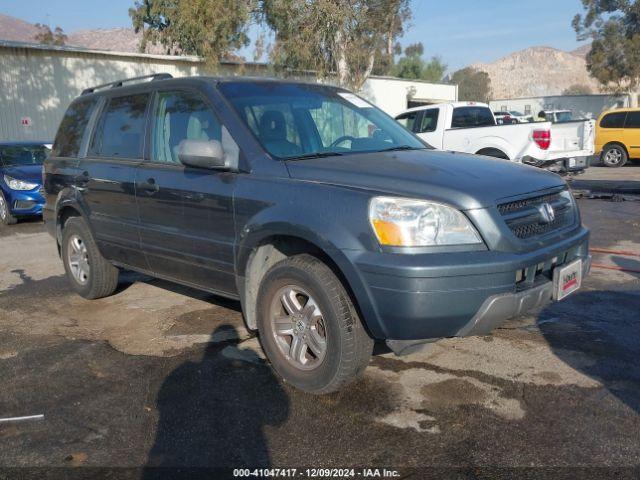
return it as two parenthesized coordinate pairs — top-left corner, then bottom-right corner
(0, 196), (639, 474)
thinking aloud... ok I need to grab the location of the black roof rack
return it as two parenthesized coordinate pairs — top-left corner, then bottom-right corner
(81, 73), (173, 95)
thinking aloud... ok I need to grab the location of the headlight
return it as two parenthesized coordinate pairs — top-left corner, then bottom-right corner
(3, 175), (38, 191)
(369, 196), (482, 247)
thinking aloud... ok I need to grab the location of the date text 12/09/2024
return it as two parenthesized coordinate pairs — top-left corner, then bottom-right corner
(232, 468), (401, 478)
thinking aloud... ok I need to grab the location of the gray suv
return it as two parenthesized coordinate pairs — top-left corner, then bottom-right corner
(44, 74), (591, 393)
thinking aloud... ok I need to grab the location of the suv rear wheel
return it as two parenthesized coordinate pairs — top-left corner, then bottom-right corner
(602, 144), (628, 167)
(61, 217), (119, 299)
(256, 254), (373, 394)
(0, 192), (17, 225)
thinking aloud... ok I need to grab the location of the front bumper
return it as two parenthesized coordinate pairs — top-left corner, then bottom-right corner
(348, 226), (590, 345)
(3, 186), (44, 217)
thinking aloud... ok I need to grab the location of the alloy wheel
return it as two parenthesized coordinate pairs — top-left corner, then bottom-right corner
(67, 234), (90, 285)
(269, 285), (328, 371)
(605, 148), (623, 166)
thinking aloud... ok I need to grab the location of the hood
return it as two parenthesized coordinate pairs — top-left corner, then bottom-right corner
(2, 165), (43, 185)
(285, 149), (565, 210)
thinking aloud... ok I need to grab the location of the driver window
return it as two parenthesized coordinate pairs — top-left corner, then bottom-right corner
(310, 101), (378, 148)
(152, 90), (223, 164)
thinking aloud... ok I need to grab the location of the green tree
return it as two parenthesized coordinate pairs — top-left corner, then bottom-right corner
(563, 84), (592, 95)
(129, 0), (256, 63)
(34, 24), (67, 46)
(260, 0), (412, 91)
(392, 43), (446, 82)
(450, 67), (492, 103)
(573, 0), (640, 105)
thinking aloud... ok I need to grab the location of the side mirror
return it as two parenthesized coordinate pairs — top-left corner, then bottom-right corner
(177, 139), (227, 169)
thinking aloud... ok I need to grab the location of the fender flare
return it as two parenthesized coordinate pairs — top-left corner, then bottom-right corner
(236, 222), (385, 338)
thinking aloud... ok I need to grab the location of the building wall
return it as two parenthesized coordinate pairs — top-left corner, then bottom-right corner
(0, 41), (457, 142)
(489, 94), (630, 121)
(360, 77), (457, 117)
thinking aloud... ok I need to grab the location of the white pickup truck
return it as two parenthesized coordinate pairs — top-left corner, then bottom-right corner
(395, 102), (595, 174)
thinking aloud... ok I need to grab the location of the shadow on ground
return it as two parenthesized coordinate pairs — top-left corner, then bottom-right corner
(143, 325), (289, 474)
(537, 284), (640, 416)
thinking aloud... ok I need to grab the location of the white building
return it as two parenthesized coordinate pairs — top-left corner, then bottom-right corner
(489, 94), (630, 121)
(0, 40), (457, 142)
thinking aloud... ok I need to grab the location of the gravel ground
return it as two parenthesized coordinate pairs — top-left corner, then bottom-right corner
(0, 198), (638, 477)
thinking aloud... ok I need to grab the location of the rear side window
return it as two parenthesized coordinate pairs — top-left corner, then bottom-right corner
(600, 112), (627, 129)
(53, 98), (98, 158)
(417, 109), (439, 133)
(90, 94), (149, 158)
(396, 111), (418, 131)
(624, 111), (640, 128)
(451, 107), (495, 128)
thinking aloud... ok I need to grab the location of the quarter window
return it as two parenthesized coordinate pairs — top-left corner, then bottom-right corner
(53, 98), (98, 158)
(624, 111), (640, 128)
(90, 94), (149, 158)
(600, 112), (627, 129)
(151, 90), (228, 164)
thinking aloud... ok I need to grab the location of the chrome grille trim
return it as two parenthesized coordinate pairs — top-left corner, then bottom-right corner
(498, 189), (575, 240)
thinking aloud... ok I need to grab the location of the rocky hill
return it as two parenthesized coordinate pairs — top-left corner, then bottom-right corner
(0, 14), (39, 42)
(0, 14), (161, 54)
(471, 45), (600, 100)
(67, 28), (166, 54)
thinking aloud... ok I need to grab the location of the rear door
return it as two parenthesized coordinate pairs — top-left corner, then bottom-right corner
(623, 111), (640, 157)
(82, 92), (149, 269)
(136, 88), (238, 295)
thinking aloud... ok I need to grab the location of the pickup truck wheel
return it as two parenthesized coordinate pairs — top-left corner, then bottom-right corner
(61, 217), (119, 299)
(602, 145), (628, 167)
(0, 191), (17, 225)
(256, 254), (373, 394)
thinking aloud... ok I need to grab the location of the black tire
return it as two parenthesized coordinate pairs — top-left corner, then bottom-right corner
(601, 144), (628, 168)
(256, 254), (373, 394)
(0, 191), (17, 225)
(61, 217), (119, 299)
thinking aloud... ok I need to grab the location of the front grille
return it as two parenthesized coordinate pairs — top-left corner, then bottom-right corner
(498, 189), (575, 240)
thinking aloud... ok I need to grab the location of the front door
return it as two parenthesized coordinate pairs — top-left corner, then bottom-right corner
(81, 93), (149, 269)
(136, 89), (238, 295)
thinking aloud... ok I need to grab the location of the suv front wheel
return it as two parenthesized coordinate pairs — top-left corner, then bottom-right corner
(61, 217), (119, 299)
(0, 192), (17, 225)
(256, 254), (374, 394)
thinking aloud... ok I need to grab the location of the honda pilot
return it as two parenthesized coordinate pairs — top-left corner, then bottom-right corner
(44, 74), (591, 394)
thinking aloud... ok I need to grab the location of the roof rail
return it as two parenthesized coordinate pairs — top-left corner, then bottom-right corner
(81, 73), (173, 95)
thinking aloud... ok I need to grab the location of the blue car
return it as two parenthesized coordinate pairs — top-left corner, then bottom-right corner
(0, 141), (51, 225)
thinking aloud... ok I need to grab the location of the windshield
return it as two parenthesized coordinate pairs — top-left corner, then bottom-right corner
(509, 111), (524, 116)
(218, 82), (426, 159)
(0, 144), (49, 167)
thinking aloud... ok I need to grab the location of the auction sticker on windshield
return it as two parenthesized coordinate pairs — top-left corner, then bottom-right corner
(553, 259), (582, 301)
(338, 92), (373, 108)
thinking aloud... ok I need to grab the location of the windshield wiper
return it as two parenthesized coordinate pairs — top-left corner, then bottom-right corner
(378, 145), (423, 153)
(287, 151), (345, 161)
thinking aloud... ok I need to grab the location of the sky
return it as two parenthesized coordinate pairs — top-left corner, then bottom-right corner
(1, 0), (589, 71)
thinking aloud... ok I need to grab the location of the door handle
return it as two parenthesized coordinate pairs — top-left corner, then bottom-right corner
(138, 177), (159, 195)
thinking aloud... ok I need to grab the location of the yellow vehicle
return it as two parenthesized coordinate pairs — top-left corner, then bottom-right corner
(595, 108), (640, 167)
